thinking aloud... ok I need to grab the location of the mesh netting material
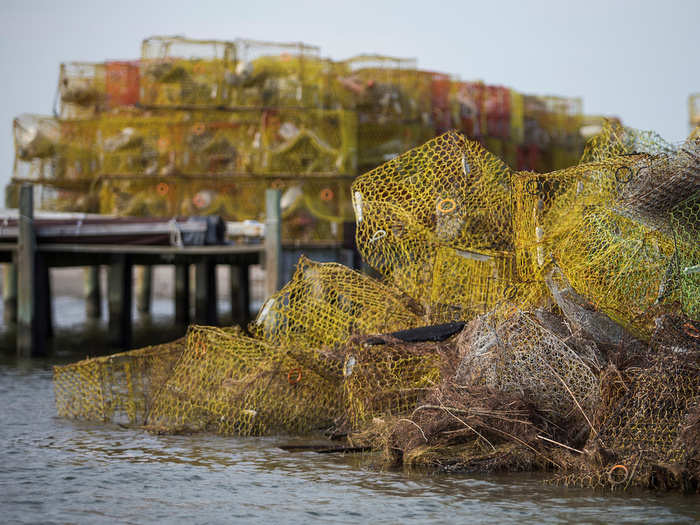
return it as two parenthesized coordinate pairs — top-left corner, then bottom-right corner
(251, 256), (422, 349)
(53, 125), (699, 490)
(353, 130), (513, 254)
(351, 131), (516, 322)
(146, 326), (343, 436)
(580, 119), (677, 162)
(553, 351), (699, 490)
(342, 337), (443, 430)
(455, 311), (599, 428)
(671, 193), (700, 320)
(511, 138), (695, 335)
(53, 338), (185, 425)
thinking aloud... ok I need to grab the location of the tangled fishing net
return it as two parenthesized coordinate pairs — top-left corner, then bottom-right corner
(54, 126), (700, 492)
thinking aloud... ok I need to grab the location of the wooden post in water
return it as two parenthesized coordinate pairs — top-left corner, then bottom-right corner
(230, 264), (250, 326)
(108, 255), (132, 349)
(265, 188), (282, 298)
(17, 184), (48, 356)
(174, 264), (190, 326)
(84, 266), (102, 319)
(3, 263), (17, 324)
(195, 262), (217, 325)
(136, 265), (153, 315)
(37, 256), (53, 340)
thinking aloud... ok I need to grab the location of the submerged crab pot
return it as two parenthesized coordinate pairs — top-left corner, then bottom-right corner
(147, 326), (342, 436)
(140, 36), (235, 107)
(231, 39), (325, 108)
(58, 62), (107, 119)
(53, 339), (185, 425)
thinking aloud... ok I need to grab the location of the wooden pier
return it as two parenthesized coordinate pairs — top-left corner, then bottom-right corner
(0, 185), (285, 357)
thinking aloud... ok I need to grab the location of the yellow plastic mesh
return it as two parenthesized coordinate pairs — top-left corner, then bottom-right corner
(12, 115), (97, 183)
(250, 256), (422, 349)
(353, 130), (513, 253)
(551, 207), (675, 337)
(232, 39), (326, 108)
(352, 131), (516, 321)
(140, 36), (235, 107)
(343, 339), (442, 430)
(94, 108), (356, 177)
(331, 55), (423, 118)
(58, 62), (107, 119)
(456, 311), (599, 427)
(146, 325), (343, 436)
(511, 153), (682, 336)
(53, 338), (185, 425)
(580, 119), (676, 162)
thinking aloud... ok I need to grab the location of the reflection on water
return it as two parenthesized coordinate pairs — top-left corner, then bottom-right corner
(1, 298), (699, 524)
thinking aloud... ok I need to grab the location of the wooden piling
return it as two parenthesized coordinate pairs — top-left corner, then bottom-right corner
(38, 257), (53, 340)
(84, 266), (102, 319)
(265, 188), (282, 297)
(3, 263), (17, 324)
(136, 265), (153, 315)
(230, 264), (250, 326)
(108, 255), (132, 349)
(17, 184), (48, 356)
(195, 262), (217, 325)
(174, 264), (190, 326)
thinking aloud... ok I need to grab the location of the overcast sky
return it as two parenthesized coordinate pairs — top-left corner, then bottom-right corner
(1, 0), (698, 191)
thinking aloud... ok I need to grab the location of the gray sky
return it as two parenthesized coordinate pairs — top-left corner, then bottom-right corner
(1, 0), (698, 191)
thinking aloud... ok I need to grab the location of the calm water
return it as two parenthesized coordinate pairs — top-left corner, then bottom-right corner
(1, 297), (699, 524)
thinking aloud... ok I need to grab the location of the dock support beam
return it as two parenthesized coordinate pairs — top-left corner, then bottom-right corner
(195, 262), (217, 325)
(108, 255), (132, 349)
(174, 264), (190, 326)
(230, 264), (250, 327)
(17, 184), (48, 357)
(84, 266), (102, 320)
(136, 265), (153, 315)
(3, 263), (17, 324)
(265, 188), (282, 298)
